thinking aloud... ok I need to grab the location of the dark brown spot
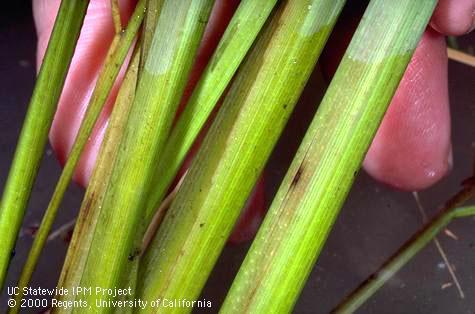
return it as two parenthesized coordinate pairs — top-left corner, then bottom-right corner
(82, 192), (96, 218)
(128, 248), (140, 261)
(198, 15), (208, 25)
(291, 165), (304, 187)
(199, 223), (205, 228)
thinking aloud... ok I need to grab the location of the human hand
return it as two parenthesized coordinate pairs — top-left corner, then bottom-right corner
(33, 0), (474, 240)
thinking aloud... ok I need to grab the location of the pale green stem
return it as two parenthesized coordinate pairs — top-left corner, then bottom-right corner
(221, 1), (438, 312)
(75, 1), (215, 312)
(8, 3), (146, 308)
(144, 0), (278, 221)
(334, 184), (475, 313)
(140, 0), (163, 69)
(137, 2), (345, 313)
(52, 47), (142, 314)
(54, 3), (159, 308)
(0, 0), (89, 287)
(333, 206), (475, 313)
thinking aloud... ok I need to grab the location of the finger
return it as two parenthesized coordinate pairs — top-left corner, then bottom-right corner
(363, 28), (452, 191)
(35, 0), (265, 239)
(321, 18), (451, 190)
(170, 0), (267, 244)
(77, 0), (240, 185)
(34, 0), (137, 185)
(430, 0), (475, 36)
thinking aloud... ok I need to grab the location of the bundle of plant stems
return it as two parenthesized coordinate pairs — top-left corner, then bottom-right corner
(3, 0), (467, 313)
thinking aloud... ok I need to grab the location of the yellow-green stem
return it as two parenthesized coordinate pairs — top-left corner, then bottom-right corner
(9, 2), (146, 308)
(334, 206), (475, 313)
(137, 1), (345, 312)
(0, 0), (89, 287)
(334, 185), (475, 313)
(75, 1), (215, 312)
(144, 0), (278, 221)
(53, 46), (142, 314)
(222, 0), (437, 312)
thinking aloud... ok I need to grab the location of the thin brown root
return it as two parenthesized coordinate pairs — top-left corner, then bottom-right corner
(441, 282), (453, 290)
(444, 228), (459, 240)
(433, 239), (464, 298)
(412, 192), (465, 299)
(47, 219), (76, 242)
(447, 48), (475, 67)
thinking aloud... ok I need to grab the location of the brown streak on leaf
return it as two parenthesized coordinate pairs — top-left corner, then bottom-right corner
(290, 165), (304, 188)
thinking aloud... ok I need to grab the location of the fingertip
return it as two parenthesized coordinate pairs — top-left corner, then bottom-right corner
(430, 0), (475, 36)
(363, 29), (452, 191)
(33, 0), (61, 67)
(42, 0), (137, 187)
(363, 147), (452, 191)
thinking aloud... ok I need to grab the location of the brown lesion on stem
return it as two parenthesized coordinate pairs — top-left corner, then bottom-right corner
(81, 192), (96, 220)
(241, 161), (311, 312)
(290, 164), (304, 188)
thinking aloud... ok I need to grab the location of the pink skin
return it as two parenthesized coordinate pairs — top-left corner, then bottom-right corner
(364, 29), (452, 190)
(431, 0), (475, 35)
(33, 0), (473, 242)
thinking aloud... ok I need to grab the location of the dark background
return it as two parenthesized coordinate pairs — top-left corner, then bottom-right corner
(1, 1), (474, 313)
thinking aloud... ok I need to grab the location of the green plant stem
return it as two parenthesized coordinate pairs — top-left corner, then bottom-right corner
(334, 206), (475, 313)
(144, 0), (277, 221)
(455, 205), (475, 217)
(333, 184), (475, 313)
(221, 1), (437, 312)
(75, 1), (214, 312)
(0, 0), (89, 287)
(53, 47), (141, 314)
(111, 0), (123, 33)
(54, 1), (159, 307)
(137, 1), (345, 311)
(140, 0), (162, 69)
(8, 2), (146, 308)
